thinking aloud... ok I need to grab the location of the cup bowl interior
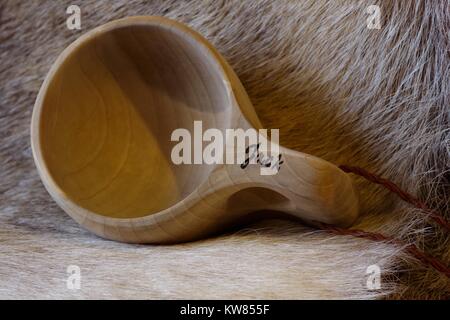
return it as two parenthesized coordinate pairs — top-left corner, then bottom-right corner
(35, 21), (233, 218)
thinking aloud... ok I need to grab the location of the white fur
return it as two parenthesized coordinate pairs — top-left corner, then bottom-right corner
(0, 0), (448, 299)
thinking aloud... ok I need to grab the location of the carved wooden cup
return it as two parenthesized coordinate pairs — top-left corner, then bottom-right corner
(31, 16), (358, 243)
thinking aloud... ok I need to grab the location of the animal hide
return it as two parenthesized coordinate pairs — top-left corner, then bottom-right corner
(0, 0), (448, 299)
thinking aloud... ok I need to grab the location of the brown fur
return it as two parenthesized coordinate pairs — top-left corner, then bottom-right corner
(0, 0), (448, 299)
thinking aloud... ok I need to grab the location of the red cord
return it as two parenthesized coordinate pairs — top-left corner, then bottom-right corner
(314, 165), (450, 279)
(339, 165), (450, 232)
(316, 222), (450, 279)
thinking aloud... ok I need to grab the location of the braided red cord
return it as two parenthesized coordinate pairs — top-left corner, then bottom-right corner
(316, 222), (450, 279)
(313, 165), (450, 279)
(339, 165), (450, 232)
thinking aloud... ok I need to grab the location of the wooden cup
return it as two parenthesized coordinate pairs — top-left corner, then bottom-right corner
(31, 16), (358, 243)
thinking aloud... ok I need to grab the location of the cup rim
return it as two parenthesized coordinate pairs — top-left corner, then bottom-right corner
(30, 16), (240, 228)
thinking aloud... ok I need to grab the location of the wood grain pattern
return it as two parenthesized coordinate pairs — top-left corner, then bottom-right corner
(31, 16), (359, 243)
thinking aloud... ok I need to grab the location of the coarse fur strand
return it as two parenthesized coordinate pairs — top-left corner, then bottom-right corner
(0, 0), (448, 299)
